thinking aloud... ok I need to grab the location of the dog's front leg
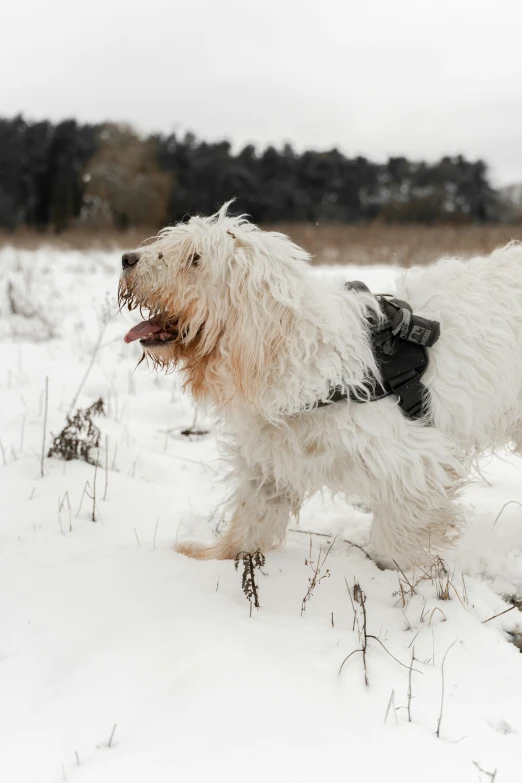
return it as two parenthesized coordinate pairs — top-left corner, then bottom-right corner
(176, 476), (295, 561)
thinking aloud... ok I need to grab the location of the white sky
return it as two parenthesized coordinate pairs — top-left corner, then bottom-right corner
(3, 0), (522, 185)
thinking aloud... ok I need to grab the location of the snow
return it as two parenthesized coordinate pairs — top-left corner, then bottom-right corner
(1, 246), (521, 783)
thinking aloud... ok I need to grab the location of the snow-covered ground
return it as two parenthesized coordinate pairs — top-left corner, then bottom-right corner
(1, 246), (521, 783)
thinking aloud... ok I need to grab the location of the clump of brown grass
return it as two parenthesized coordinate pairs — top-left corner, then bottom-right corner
(48, 399), (105, 464)
(301, 535), (335, 615)
(234, 551), (266, 615)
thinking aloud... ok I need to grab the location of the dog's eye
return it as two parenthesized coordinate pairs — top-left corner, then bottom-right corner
(190, 253), (201, 267)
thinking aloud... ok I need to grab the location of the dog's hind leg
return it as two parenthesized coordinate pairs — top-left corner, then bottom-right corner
(176, 476), (297, 561)
(369, 492), (463, 570)
(354, 426), (467, 570)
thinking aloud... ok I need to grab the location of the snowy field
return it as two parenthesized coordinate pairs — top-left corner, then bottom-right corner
(1, 245), (522, 783)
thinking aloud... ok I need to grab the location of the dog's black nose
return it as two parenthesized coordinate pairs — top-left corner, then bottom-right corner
(122, 251), (141, 269)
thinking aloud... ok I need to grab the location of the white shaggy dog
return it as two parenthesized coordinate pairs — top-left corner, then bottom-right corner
(120, 204), (522, 568)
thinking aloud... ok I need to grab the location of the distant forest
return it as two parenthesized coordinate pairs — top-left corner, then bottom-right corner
(0, 115), (517, 232)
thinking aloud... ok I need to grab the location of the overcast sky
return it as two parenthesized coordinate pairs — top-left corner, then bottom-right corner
(3, 0), (521, 185)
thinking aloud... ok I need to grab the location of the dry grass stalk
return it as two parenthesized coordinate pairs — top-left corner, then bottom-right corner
(108, 724), (117, 748)
(384, 690), (398, 725)
(91, 456), (99, 522)
(482, 604), (518, 624)
(75, 480), (99, 521)
(407, 647), (415, 723)
(472, 761), (498, 781)
(491, 500), (522, 529)
(59, 491), (72, 532)
(341, 578), (423, 687)
(436, 640), (456, 738)
(289, 528), (371, 559)
(393, 553), (467, 617)
(301, 535), (336, 615)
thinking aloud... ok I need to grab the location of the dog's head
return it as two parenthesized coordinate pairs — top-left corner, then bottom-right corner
(119, 203), (310, 406)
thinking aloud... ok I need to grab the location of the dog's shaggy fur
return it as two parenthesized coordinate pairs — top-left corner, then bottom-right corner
(120, 204), (522, 568)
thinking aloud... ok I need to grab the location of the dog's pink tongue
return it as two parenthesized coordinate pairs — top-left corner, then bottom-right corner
(124, 320), (162, 344)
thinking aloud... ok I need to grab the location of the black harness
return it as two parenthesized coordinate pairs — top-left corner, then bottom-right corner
(316, 281), (440, 421)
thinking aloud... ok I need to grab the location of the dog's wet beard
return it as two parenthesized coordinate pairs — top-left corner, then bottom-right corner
(119, 279), (183, 347)
(120, 278), (220, 401)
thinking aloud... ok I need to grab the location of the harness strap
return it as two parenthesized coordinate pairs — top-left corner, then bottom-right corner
(315, 281), (439, 422)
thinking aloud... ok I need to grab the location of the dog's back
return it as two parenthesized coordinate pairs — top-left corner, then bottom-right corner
(396, 242), (522, 452)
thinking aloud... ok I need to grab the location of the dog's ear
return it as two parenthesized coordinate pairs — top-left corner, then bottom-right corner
(226, 231), (301, 406)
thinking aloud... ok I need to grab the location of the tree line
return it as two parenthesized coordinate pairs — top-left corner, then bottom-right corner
(0, 115), (509, 232)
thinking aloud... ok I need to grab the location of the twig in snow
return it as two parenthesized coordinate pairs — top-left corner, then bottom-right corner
(59, 491), (72, 533)
(366, 634), (423, 674)
(482, 604), (518, 624)
(289, 527), (331, 539)
(339, 579), (369, 686)
(75, 480), (93, 518)
(344, 575), (357, 631)
(340, 578), (422, 686)
(111, 443), (118, 471)
(0, 438), (6, 466)
(92, 455), (99, 522)
(41, 376), (48, 477)
(343, 539), (372, 559)
(429, 607), (447, 625)
(108, 723), (117, 748)
(436, 640), (456, 738)
(134, 528), (141, 547)
(384, 690), (398, 725)
(461, 574), (469, 604)
(301, 535), (336, 615)
(153, 517), (159, 550)
(57, 497), (65, 536)
(491, 500), (522, 530)
(472, 761), (497, 782)
(407, 647), (415, 722)
(289, 527), (371, 559)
